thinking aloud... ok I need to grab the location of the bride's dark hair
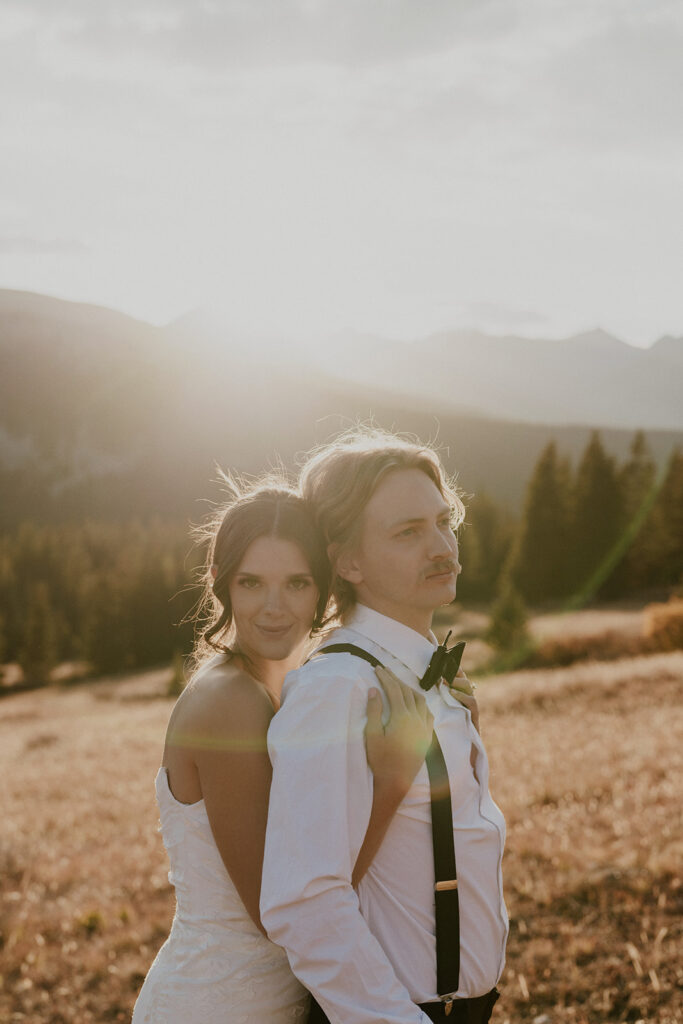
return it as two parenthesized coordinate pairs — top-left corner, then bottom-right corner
(191, 471), (331, 668)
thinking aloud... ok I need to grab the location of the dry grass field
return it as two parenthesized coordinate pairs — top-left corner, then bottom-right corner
(2, 648), (682, 1024)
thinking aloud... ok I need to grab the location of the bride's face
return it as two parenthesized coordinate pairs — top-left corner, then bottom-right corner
(229, 535), (320, 663)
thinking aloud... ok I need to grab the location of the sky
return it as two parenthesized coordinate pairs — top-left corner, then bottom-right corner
(1, 0), (682, 346)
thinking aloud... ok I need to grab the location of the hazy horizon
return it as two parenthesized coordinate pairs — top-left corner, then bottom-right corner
(3, 284), (679, 352)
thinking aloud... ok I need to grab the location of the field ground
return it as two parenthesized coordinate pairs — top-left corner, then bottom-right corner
(2, 643), (682, 1023)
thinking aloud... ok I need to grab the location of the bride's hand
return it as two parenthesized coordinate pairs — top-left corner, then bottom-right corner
(365, 666), (433, 796)
(449, 670), (480, 734)
(352, 669), (434, 887)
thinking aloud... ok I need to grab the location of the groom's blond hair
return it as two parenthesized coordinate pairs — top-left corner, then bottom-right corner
(299, 427), (465, 620)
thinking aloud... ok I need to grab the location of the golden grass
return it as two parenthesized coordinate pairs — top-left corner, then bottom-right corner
(2, 654), (682, 1023)
(481, 652), (683, 1023)
(529, 608), (645, 643)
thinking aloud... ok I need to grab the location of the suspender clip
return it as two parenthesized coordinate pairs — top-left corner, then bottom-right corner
(442, 996), (454, 1016)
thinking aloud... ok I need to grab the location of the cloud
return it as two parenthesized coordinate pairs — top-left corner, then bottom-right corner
(3, 0), (510, 70)
(4, 0), (681, 161)
(536, 12), (683, 154)
(0, 236), (89, 255)
(0, 0), (681, 343)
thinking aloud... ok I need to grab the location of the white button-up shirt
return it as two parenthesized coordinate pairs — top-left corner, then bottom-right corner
(261, 605), (508, 1024)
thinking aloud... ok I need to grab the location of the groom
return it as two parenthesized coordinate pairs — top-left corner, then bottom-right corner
(261, 431), (508, 1024)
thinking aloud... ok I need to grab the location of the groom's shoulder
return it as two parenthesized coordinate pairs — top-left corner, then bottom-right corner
(285, 627), (379, 698)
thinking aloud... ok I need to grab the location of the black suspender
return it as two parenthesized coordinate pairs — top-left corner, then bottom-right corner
(314, 643), (383, 668)
(426, 733), (461, 1002)
(312, 643), (461, 1002)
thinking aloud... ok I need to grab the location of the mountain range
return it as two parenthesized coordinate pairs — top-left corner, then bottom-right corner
(311, 325), (683, 431)
(1, 288), (681, 525)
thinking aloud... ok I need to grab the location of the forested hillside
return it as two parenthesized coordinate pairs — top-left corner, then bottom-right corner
(2, 289), (681, 525)
(2, 432), (681, 682)
(2, 291), (682, 682)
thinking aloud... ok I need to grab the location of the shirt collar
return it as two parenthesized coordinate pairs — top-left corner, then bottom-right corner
(345, 604), (437, 681)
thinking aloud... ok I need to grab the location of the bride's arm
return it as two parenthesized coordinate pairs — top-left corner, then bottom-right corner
(352, 668), (433, 888)
(179, 674), (275, 934)
(174, 666), (432, 922)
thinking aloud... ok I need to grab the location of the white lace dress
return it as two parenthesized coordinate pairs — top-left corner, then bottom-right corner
(132, 768), (309, 1024)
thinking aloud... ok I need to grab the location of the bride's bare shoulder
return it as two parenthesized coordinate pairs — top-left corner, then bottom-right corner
(169, 656), (273, 739)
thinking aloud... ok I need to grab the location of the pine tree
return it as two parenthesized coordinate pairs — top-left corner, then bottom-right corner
(620, 432), (656, 520)
(457, 492), (514, 604)
(84, 572), (134, 674)
(19, 582), (58, 686)
(612, 432), (658, 593)
(1, 520), (195, 678)
(569, 431), (624, 602)
(507, 442), (573, 604)
(648, 448), (683, 589)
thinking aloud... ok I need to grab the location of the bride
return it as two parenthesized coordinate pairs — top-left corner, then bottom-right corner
(132, 478), (434, 1023)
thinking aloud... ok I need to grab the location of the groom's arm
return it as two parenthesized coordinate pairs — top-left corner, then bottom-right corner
(260, 662), (428, 1024)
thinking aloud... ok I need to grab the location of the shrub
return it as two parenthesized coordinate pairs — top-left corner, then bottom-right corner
(643, 597), (683, 652)
(523, 629), (652, 669)
(486, 583), (530, 654)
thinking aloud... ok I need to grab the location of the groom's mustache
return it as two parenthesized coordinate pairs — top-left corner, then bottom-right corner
(422, 559), (458, 579)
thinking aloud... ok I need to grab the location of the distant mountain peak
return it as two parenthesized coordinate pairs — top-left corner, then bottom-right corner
(650, 334), (683, 366)
(0, 287), (152, 330)
(567, 327), (625, 349)
(652, 333), (683, 349)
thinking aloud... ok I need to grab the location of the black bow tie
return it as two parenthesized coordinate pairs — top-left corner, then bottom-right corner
(419, 631), (466, 691)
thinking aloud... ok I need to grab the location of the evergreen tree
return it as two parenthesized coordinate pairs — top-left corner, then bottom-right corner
(647, 448), (683, 588)
(19, 582), (58, 686)
(570, 431), (624, 601)
(0, 520), (196, 677)
(507, 442), (573, 603)
(457, 492), (514, 604)
(612, 431), (658, 593)
(620, 432), (656, 520)
(0, 536), (18, 660)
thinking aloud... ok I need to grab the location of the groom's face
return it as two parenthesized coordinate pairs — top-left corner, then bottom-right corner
(336, 467), (460, 631)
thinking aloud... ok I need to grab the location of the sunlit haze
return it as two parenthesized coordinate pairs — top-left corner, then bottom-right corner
(1, 0), (682, 345)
